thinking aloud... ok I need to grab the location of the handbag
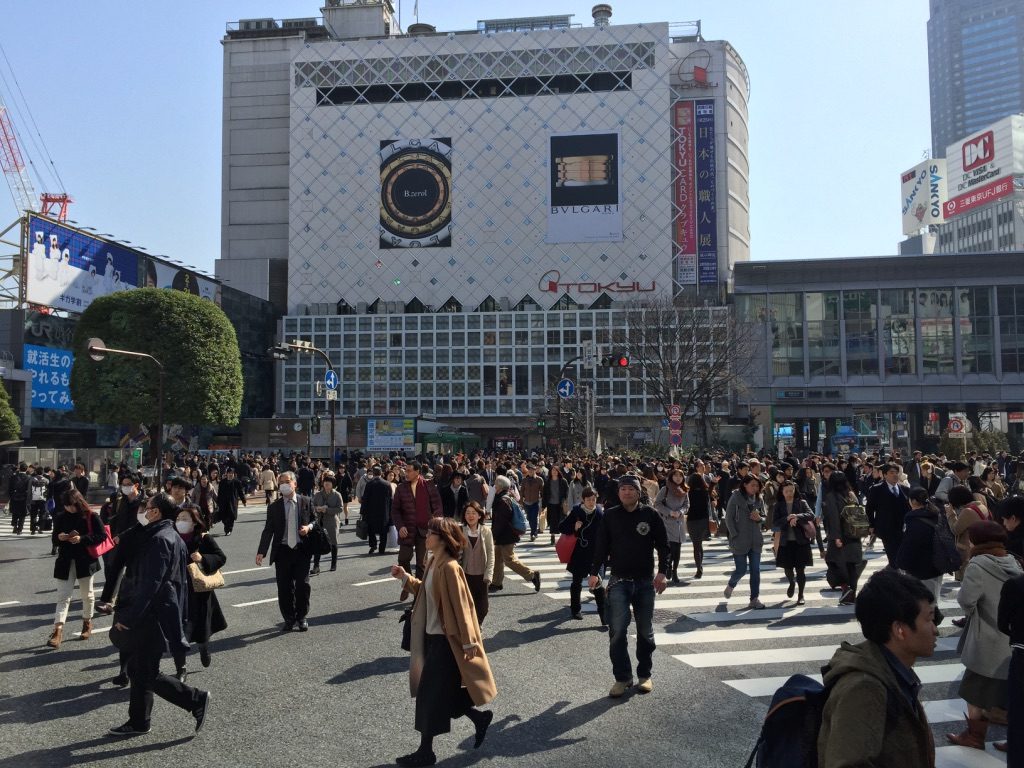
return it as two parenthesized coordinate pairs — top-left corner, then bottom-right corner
(555, 533), (577, 564)
(708, 517), (719, 536)
(800, 519), (818, 541)
(399, 606), (413, 651)
(355, 516), (368, 541)
(306, 523), (332, 555)
(188, 561), (225, 592)
(84, 513), (115, 559)
(387, 525), (399, 550)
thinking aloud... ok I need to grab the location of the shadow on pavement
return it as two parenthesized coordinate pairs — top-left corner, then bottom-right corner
(0, 735), (194, 767)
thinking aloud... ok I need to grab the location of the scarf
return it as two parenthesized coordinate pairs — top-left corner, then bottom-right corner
(969, 540), (1007, 559)
(413, 477), (430, 527)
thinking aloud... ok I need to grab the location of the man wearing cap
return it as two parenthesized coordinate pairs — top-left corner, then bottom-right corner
(215, 466), (247, 536)
(589, 474), (669, 698)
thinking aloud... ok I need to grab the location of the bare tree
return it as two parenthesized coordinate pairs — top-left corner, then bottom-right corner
(622, 296), (756, 447)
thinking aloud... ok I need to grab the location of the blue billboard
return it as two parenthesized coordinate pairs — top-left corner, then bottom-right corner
(695, 99), (718, 286)
(24, 343), (74, 411)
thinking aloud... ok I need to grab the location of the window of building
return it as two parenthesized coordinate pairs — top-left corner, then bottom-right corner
(843, 290), (878, 376)
(919, 288), (955, 374)
(881, 289), (916, 375)
(769, 293), (803, 377)
(960, 286), (994, 374)
(805, 292), (840, 377)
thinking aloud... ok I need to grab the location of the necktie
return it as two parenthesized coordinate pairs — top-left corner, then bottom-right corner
(286, 500), (297, 548)
(890, 485), (898, 496)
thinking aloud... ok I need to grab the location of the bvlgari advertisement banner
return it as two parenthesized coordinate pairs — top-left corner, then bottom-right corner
(24, 215), (139, 312)
(379, 138), (453, 249)
(546, 131), (623, 244)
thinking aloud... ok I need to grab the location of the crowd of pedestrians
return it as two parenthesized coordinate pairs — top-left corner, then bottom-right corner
(9, 442), (1024, 764)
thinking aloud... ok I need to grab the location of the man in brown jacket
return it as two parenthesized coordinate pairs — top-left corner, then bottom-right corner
(391, 461), (443, 600)
(818, 569), (938, 768)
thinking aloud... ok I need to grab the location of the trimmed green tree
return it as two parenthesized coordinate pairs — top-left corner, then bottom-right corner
(71, 289), (243, 461)
(0, 379), (22, 441)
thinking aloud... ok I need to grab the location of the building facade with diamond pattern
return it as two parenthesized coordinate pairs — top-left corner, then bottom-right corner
(217, 4), (750, 442)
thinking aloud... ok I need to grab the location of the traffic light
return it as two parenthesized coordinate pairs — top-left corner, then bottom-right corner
(311, 415), (321, 435)
(536, 416), (546, 429)
(601, 351), (630, 368)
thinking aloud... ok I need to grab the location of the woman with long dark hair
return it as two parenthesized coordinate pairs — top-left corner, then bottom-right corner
(654, 469), (688, 585)
(822, 472), (864, 606)
(724, 475), (767, 609)
(687, 472), (711, 578)
(772, 480), (815, 605)
(175, 505), (227, 673)
(390, 517), (496, 766)
(46, 489), (108, 649)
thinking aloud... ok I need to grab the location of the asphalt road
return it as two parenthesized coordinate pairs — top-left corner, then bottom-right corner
(0, 502), (1008, 768)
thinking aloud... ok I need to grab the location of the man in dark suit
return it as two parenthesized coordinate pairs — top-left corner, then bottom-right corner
(865, 462), (911, 566)
(902, 451), (923, 486)
(359, 466), (393, 555)
(216, 466), (247, 536)
(256, 471), (316, 631)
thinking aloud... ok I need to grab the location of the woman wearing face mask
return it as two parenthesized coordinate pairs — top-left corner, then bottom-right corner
(46, 490), (108, 649)
(175, 506), (227, 672)
(189, 475), (217, 531)
(311, 472), (344, 574)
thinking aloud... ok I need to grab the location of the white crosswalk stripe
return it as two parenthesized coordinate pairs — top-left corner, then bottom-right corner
(513, 536), (1006, 766)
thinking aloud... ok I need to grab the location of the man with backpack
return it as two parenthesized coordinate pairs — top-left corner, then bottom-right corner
(865, 463), (911, 566)
(8, 462), (30, 534)
(488, 475), (541, 594)
(895, 487), (960, 602)
(818, 570), (939, 767)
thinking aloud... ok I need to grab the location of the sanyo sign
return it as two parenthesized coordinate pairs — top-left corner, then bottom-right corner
(899, 158), (947, 235)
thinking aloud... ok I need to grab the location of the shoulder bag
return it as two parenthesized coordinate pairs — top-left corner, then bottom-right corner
(187, 560), (226, 592)
(85, 513), (115, 559)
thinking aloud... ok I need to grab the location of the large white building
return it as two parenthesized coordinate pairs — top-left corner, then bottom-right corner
(217, 1), (750, 444)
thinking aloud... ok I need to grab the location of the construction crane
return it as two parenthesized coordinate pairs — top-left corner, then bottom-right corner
(0, 89), (72, 221)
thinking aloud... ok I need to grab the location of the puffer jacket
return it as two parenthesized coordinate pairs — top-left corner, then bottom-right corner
(818, 640), (935, 768)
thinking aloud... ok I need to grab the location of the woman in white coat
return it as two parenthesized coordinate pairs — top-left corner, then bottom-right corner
(947, 521), (1024, 750)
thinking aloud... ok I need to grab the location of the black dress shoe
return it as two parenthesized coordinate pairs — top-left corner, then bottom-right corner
(297, 619), (309, 632)
(175, 666), (188, 684)
(199, 645), (211, 668)
(487, 584), (502, 592)
(532, 572), (541, 592)
(112, 673), (130, 687)
(192, 690), (210, 733)
(107, 721), (151, 737)
(395, 750), (436, 767)
(282, 621), (295, 632)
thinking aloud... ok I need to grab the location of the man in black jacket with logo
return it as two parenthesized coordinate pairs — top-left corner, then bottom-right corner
(589, 474), (669, 698)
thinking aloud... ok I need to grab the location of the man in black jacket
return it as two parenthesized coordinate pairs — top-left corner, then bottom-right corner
(256, 471), (316, 631)
(997, 572), (1023, 757)
(589, 475), (669, 698)
(865, 463), (911, 566)
(360, 467), (393, 555)
(109, 492), (210, 737)
(216, 466), (247, 536)
(8, 463), (30, 534)
(895, 488), (945, 601)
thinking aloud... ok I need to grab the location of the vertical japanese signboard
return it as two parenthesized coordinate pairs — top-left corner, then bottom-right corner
(673, 101), (697, 285)
(24, 343), (74, 411)
(695, 99), (718, 286)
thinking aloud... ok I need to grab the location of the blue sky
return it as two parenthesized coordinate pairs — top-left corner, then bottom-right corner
(0, 1), (931, 274)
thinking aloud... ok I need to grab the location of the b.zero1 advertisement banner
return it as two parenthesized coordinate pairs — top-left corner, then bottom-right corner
(900, 159), (947, 235)
(673, 101), (697, 285)
(25, 215), (138, 312)
(943, 115), (1023, 219)
(546, 131), (622, 244)
(379, 138), (453, 249)
(694, 100), (718, 286)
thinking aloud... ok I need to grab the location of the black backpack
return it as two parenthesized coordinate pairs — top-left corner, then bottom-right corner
(745, 671), (896, 768)
(922, 511), (961, 575)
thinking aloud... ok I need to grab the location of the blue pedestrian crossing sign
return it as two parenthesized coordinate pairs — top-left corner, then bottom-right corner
(324, 370), (339, 391)
(556, 378), (575, 399)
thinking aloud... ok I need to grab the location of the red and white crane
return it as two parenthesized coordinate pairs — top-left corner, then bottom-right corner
(0, 92), (72, 221)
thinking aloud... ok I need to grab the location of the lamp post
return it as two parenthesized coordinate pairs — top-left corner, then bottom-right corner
(86, 337), (165, 488)
(270, 340), (338, 468)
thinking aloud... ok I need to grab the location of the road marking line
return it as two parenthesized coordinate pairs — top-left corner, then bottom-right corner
(674, 636), (959, 668)
(352, 577), (393, 586)
(724, 662), (966, 697)
(934, 742), (1007, 766)
(231, 598), (278, 607)
(222, 567), (266, 576)
(72, 626), (111, 637)
(0, 600), (20, 607)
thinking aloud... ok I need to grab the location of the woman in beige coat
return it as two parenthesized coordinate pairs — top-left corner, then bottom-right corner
(391, 517), (497, 767)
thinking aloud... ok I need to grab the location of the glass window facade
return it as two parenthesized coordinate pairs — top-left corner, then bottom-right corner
(806, 292), (840, 377)
(843, 291), (878, 377)
(770, 294), (804, 377)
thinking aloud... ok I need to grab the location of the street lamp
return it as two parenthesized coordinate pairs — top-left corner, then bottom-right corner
(268, 339), (338, 467)
(86, 337), (165, 487)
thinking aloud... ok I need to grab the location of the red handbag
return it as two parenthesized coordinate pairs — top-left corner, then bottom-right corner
(84, 512), (114, 559)
(555, 533), (577, 564)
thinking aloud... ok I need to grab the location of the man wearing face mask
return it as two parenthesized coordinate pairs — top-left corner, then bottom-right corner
(256, 471), (316, 631)
(108, 492), (211, 737)
(109, 473), (144, 539)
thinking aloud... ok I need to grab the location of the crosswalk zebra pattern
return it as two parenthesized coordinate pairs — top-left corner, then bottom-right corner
(514, 536), (1008, 767)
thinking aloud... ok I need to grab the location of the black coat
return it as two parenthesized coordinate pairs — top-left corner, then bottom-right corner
(558, 503), (605, 578)
(52, 511), (107, 580)
(187, 533), (227, 643)
(335, 472), (353, 503)
(360, 477), (393, 536)
(998, 574), (1024, 646)
(865, 482), (910, 538)
(216, 478), (247, 514)
(107, 493), (142, 536)
(258, 495), (315, 564)
(441, 483), (469, 518)
(894, 506), (943, 580)
(115, 519), (190, 656)
(771, 498), (815, 545)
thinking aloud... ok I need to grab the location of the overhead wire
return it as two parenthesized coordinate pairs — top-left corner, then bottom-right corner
(0, 41), (67, 194)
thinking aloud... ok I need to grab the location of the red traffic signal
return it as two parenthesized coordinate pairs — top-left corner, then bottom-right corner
(615, 355), (629, 368)
(601, 352), (630, 368)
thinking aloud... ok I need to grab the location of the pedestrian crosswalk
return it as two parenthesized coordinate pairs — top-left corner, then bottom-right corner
(514, 536), (1007, 767)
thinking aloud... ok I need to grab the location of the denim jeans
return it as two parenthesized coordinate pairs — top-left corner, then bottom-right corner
(524, 501), (540, 537)
(606, 576), (656, 682)
(728, 548), (761, 599)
